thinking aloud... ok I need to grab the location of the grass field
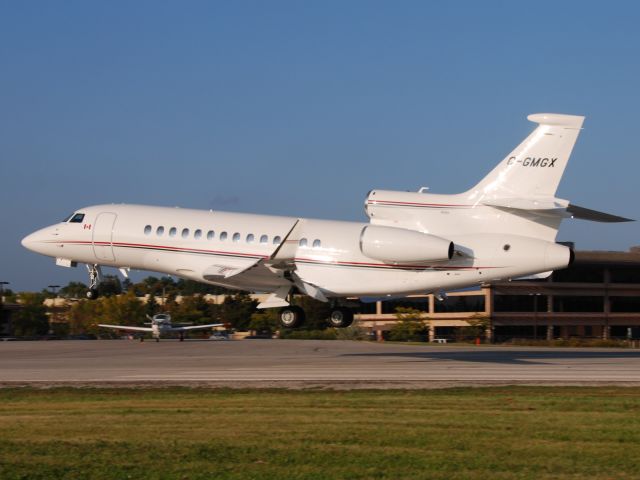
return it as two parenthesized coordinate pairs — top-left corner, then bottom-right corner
(1, 387), (640, 479)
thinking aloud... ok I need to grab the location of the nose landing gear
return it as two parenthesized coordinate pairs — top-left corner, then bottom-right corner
(86, 264), (103, 300)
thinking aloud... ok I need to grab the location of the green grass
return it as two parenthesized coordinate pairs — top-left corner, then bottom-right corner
(1, 387), (640, 479)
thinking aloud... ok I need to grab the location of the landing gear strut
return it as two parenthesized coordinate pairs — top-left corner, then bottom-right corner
(86, 264), (103, 300)
(328, 307), (354, 328)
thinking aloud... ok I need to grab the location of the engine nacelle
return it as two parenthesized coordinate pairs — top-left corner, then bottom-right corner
(360, 225), (454, 263)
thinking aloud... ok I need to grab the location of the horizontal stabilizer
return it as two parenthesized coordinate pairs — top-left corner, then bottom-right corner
(483, 197), (571, 218)
(567, 204), (633, 223)
(484, 197), (633, 223)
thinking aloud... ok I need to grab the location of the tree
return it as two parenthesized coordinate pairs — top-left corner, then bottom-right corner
(459, 313), (491, 341)
(145, 293), (159, 317)
(388, 307), (428, 342)
(13, 293), (49, 336)
(96, 291), (146, 328)
(60, 281), (88, 299)
(171, 295), (215, 325)
(67, 299), (101, 335)
(248, 309), (279, 335)
(219, 293), (257, 331)
(98, 275), (122, 297)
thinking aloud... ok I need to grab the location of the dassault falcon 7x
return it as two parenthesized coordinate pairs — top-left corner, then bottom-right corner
(22, 113), (631, 329)
(98, 313), (222, 342)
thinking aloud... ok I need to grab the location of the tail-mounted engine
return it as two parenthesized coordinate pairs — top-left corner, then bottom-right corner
(360, 225), (453, 264)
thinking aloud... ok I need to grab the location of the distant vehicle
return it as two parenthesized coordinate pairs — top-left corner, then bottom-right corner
(98, 313), (223, 342)
(208, 333), (230, 341)
(22, 113), (631, 330)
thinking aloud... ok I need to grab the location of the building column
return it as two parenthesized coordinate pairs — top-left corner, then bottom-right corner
(485, 325), (493, 343)
(428, 323), (435, 342)
(546, 325), (554, 340)
(603, 267), (611, 340)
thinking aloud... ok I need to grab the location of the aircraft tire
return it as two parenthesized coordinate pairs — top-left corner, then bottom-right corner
(328, 307), (354, 328)
(86, 288), (99, 300)
(279, 306), (305, 329)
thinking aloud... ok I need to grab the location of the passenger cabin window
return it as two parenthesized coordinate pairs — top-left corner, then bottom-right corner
(273, 236), (281, 245)
(194, 229), (202, 239)
(156, 226), (164, 236)
(144, 225), (152, 235)
(232, 232), (241, 243)
(69, 213), (85, 223)
(181, 228), (189, 238)
(220, 232), (228, 241)
(313, 239), (321, 248)
(246, 234), (255, 243)
(260, 235), (268, 244)
(207, 230), (214, 240)
(299, 238), (308, 247)
(169, 227), (177, 237)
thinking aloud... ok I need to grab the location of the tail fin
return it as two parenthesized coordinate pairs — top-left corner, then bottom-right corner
(468, 113), (584, 200)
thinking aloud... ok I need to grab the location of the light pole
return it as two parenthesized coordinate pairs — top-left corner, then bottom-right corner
(48, 285), (60, 297)
(0, 281), (9, 300)
(531, 293), (541, 340)
(0, 281), (9, 325)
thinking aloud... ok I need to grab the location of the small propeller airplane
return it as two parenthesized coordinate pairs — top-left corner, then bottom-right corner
(98, 313), (223, 342)
(23, 113), (631, 330)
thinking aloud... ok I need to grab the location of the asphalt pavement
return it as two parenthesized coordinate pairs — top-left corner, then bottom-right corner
(2, 339), (640, 388)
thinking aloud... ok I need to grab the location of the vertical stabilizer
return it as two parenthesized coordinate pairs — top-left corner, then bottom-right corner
(467, 113), (585, 201)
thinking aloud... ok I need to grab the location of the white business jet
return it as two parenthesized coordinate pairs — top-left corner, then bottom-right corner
(22, 114), (631, 329)
(98, 313), (222, 342)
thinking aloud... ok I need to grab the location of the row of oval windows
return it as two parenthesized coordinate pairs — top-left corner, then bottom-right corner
(143, 225), (322, 248)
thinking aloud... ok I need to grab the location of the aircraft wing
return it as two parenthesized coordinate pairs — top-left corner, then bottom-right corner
(98, 324), (153, 332)
(171, 323), (224, 332)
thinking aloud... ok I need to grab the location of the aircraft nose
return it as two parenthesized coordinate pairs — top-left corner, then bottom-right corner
(21, 232), (38, 251)
(21, 228), (54, 254)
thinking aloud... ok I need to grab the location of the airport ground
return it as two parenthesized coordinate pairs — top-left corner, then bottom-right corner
(2, 339), (640, 387)
(3, 340), (640, 479)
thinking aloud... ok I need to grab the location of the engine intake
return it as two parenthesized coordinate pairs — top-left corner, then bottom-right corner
(360, 225), (454, 263)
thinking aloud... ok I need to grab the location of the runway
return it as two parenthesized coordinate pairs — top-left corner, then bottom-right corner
(2, 339), (640, 388)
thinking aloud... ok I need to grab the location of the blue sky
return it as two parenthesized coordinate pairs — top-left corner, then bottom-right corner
(1, 1), (639, 291)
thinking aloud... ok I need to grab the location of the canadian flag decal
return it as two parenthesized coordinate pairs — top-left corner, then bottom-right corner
(84, 224), (92, 230)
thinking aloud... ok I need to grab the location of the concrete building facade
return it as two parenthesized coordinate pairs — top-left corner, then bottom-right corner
(354, 249), (640, 341)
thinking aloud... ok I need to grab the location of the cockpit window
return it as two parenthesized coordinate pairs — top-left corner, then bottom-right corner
(62, 213), (74, 222)
(69, 213), (85, 223)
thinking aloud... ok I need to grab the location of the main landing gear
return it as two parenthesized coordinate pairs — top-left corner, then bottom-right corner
(277, 306), (354, 329)
(86, 264), (103, 300)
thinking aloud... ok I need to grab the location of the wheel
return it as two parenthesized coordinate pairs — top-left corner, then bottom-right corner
(328, 307), (354, 328)
(86, 288), (99, 300)
(279, 306), (305, 329)
(155, 338), (160, 343)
